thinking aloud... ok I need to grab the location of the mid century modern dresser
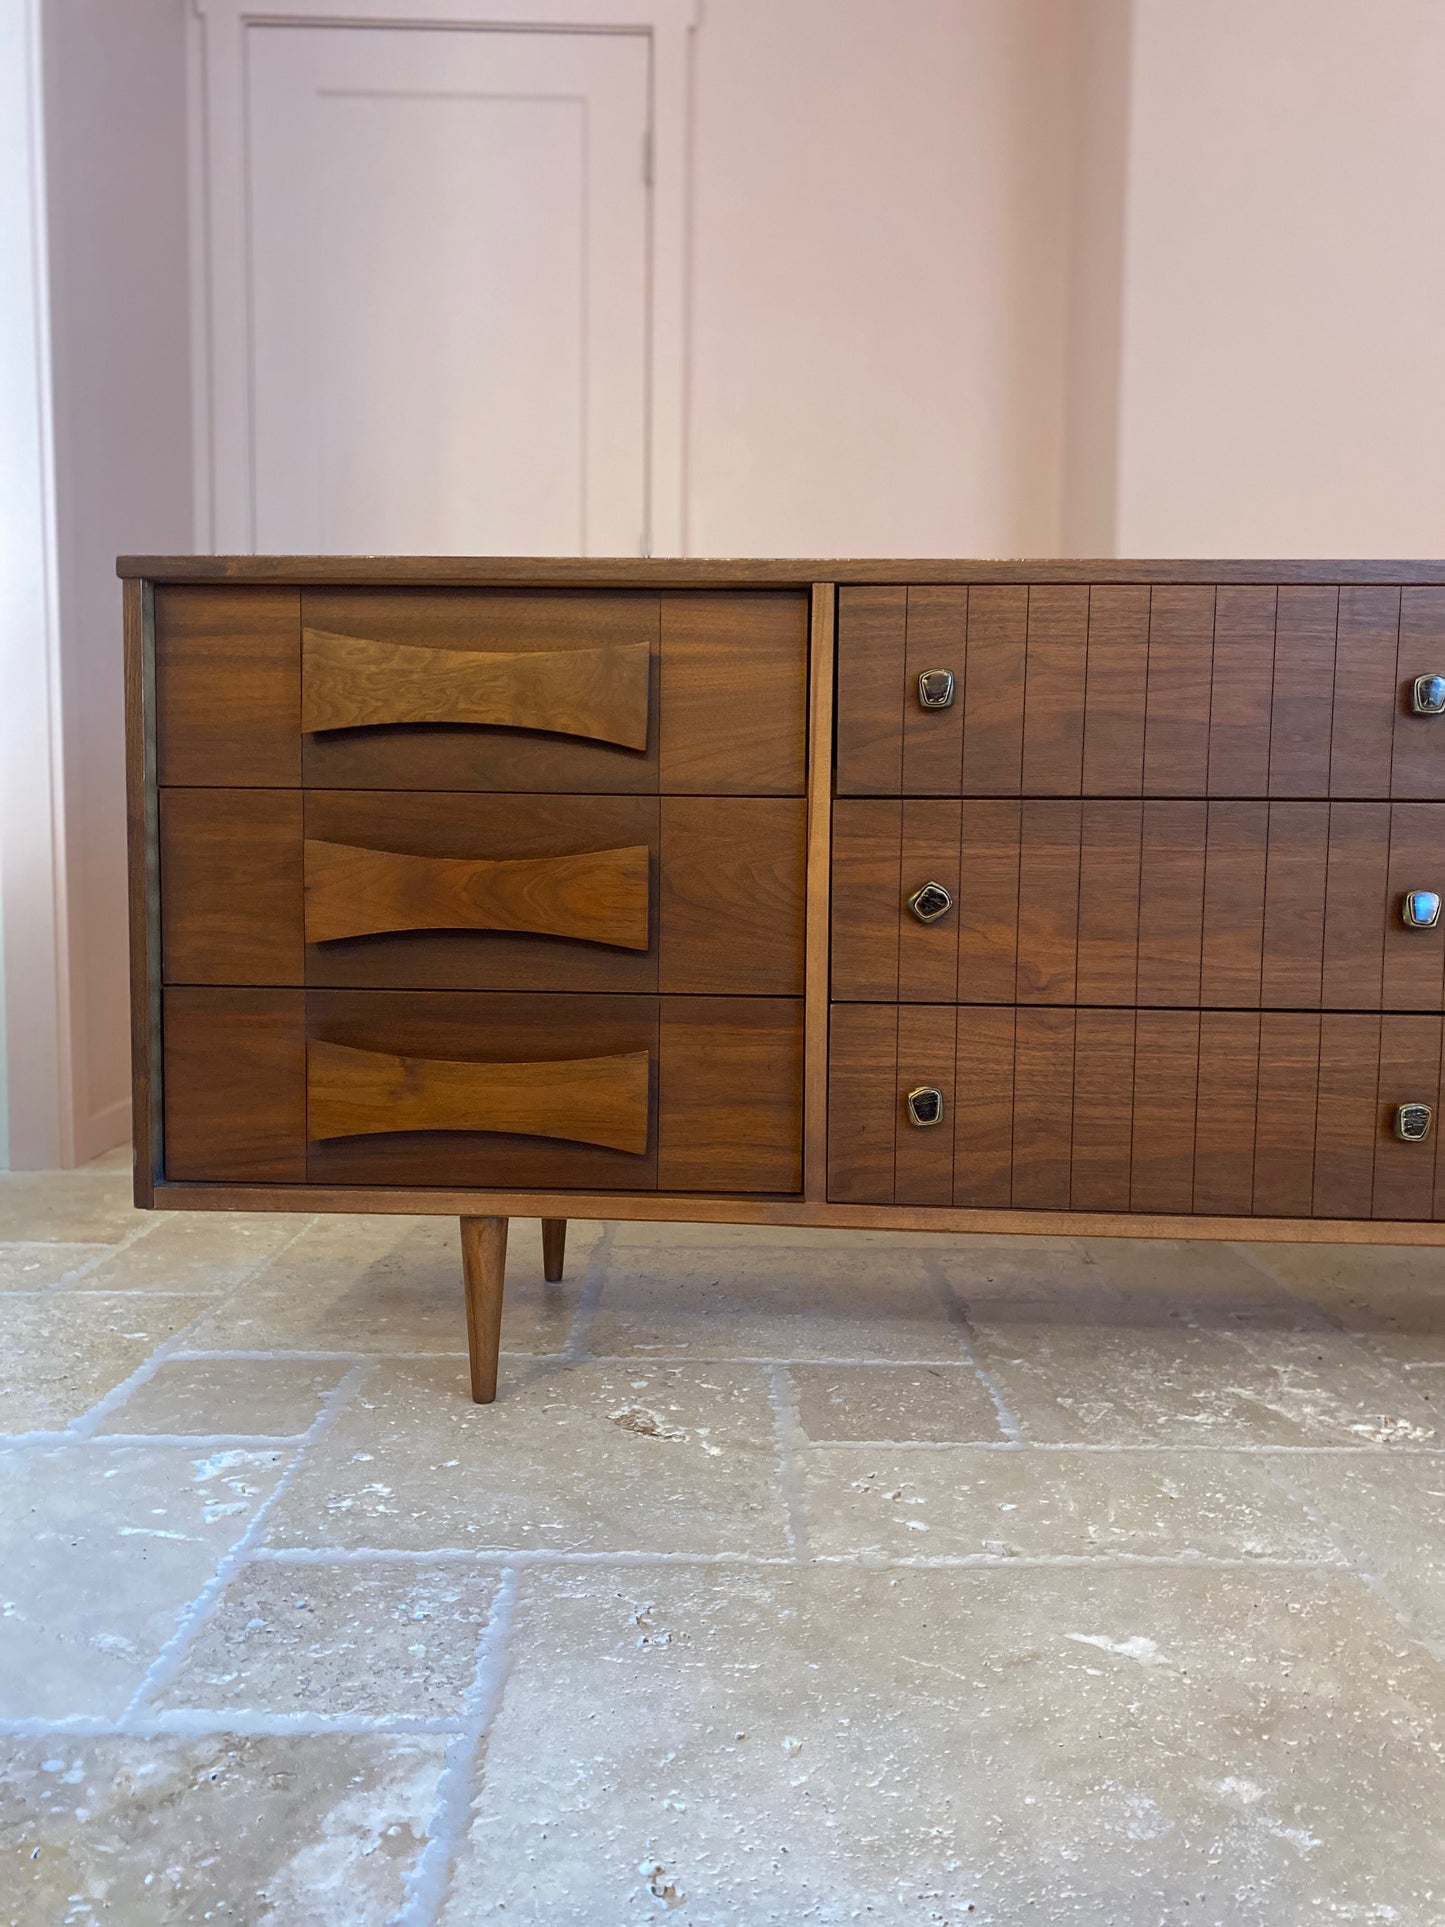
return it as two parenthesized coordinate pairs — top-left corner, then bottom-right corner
(121, 557), (1445, 1401)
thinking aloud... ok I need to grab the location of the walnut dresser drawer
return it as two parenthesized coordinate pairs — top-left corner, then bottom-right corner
(123, 557), (1445, 1405)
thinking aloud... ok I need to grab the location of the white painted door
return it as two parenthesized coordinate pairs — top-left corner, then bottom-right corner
(246, 26), (650, 555)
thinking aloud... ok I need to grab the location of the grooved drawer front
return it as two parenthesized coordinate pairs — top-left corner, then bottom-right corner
(832, 798), (1445, 1010)
(155, 588), (807, 794)
(162, 989), (802, 1194)
(827, 1004), (1445, 1218)
(835, 583), (1445, 798)
(159, 791), (804, 997)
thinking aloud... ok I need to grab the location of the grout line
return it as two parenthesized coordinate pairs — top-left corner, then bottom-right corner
(1258, 1457), (1445, 1665)
(254, 1546), (797, 1569)
(247, 1543), (1344, 1572)
(926, 1255), (1025, 1442)
(114, 1362), (370, 1727)
(0, 1711), (467, 1741)
(560, 1221), (617, 1362)
(397, 1567), (521, 1927)
(764, 1364), (811, 1561)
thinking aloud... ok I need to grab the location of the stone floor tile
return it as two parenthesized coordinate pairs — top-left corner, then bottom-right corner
(97, 1357), (351, 1437)
(157, 1560), (498, 1717)
(1081, 1238), (1333, 1330)
(0, 1242), (111, 1290)
(184, 1215), (595, 1355)
(72, 1211), (309, 1295)
(443, 1564), (1445, 1925)
(0, 1734), (444, 1924)
(0, 1169), (145, 1245)
(1244, 1242), (1445, 1363)
(800, 1445), (1343, 1562)
(265, 1357), (788, 1556)
(0, 1444), (287, 1718)
(970, 1318), (1441, 1447)
(612, 1221), (1082, 1254)
(0, 1294), (211, 1433)
(1279, 1454), (1445, 1649)
(587, 1246), (964, 1360)
(788, 1363), (1005, 1443)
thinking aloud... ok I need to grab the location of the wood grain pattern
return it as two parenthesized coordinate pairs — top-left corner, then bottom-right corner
(161, 790), (304, 984)
(303, 630), (652, 747)
(961, 587), (1028, 794)
(1136, 803), (1206, 1005)
(658, 997), (803, 1194)
(1129, 1011), (1199, 1213)
(893, 1004), (956, 1207)
(1011, 1006), (1074, 1208)
(830, 799), (902, 1001)
(1259, 802), (1328, 1005)
(541, 1218), (567, 1282)
(1269, 587), (1337, 797)
(304, 838), (651, 949)
(155, 586), (301, 786)
(951, 1005), (1015, 1207)
(1199, 803), (1267, 1006)
(125, 579), (162, 1204)
(1070, 1008), (1134, 1210)
(901, 587), (967, 793)
(1252, 1013), (1321, 1218)
(306, 991), (659, 1190)
(163, 987), (306, 1182)
(825, 1005), (898, 1204)
(1020, 585), (1088, 795)
(835, 588), (906, 795)
(898, 800), (962, 1003)
(1381, 804), (1445, 1013)
(1372, 1015), (1442, 1222)
(956, 801), (1021, 1003)
(1392, 586), (1445, 798)
(658, 797), (806, 995)
(1081, 587), (1150, 795)
(658, 591), (808, 794)
(1321, 804), (1390, 1007)
(461, 1216), (507, 1403)
(1312, 1013), (1380, 1221)
(308, 1038), (652, 1153)
(1192, 1011), (1260, 1216)
(1207, 587), (1276, 794)
(1330, 587), (1401, 797)
(1143, 587), (1215, 795)
(1015, 801), (1081, 1003)
(1076, 801), (1141, 1004)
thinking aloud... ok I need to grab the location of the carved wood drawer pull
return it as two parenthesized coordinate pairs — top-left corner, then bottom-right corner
(303, 840), (651, 949)
(308, 1040), (652, 1153)
(302, 632), (651, 748)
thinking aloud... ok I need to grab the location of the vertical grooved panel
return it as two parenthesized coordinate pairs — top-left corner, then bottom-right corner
(1260, 804), (1329, 1006)
(1011, 1007), (1075, 1208)
(961, 587), (1028, 794)
(1313, 1014), (1381, 1221)
(1382, 804), (1445, 1012)
(894, 1005), (956, 1206)
(898, 801), (962, 1002)
(953, 1006), (1015, 1206)
(1331, 587), (1401, 797)
(1076, 801), (1141, 1005)
(826, 1005), (898, 1204)
(1193, 1012), (1260, 1215)
(1143, 586), (1215, 794)
(1021, 586), (1088, 795)
(956, 801), (1020, 1003)
(1252, 1013), (1321, 1217)
(829, 800), (901, 1000)
(835, 588), (905, 794)
(1200, 803), (1267, 1007)
(1070, 1009), (1134, 1210)
(1321, 804), (1390, 1009)
(1015, 802), (1081, 1004)
(1393, 587), (1445, 798)
(1129, 1011), (1198, 1212)
(1269, 588), (1337, 796)
(901, 588), (967, 793)
(1373, 1015), (1442, 1221)
(1081, 587), (1149, 795)
(1137, 802), (1206, 1005)
(1208, 587), (1276, 795)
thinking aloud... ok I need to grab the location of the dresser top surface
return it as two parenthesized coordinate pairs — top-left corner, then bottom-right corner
(117, 555), (1445, 589)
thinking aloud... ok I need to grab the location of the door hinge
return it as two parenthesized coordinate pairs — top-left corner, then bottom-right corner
(642, 128), (654, 187)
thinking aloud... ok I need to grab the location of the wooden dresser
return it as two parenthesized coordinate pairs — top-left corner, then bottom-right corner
(121, 557), (1445, 1400)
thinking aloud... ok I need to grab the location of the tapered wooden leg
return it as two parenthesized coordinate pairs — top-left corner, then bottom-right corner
(541, 1217), (567, 1283)
(461, 1216), (508, 1404)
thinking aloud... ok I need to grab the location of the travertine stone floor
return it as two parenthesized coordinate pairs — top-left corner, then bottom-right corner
(1, 1156), (1442, 1923)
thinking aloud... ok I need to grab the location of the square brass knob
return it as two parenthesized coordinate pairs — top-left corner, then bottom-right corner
(906, 1086), (945, 1128)
(1394, 1103), (1433, 1143)
(1402, 891), (1441, 929)
(1411, 674), (1445, 715)
(907, 881), (954, 924)
(916, 669), (955, 709)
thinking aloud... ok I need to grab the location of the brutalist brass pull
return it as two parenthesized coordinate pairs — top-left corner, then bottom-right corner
(1394, 1103), (1433, 1143)
(907, 881), (954, 924)
(1411, 674), (1445, 715)
(906, 1086), (945, 1128)
(1402, 891), (1442, 929)
(916, 669), (955, 709)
